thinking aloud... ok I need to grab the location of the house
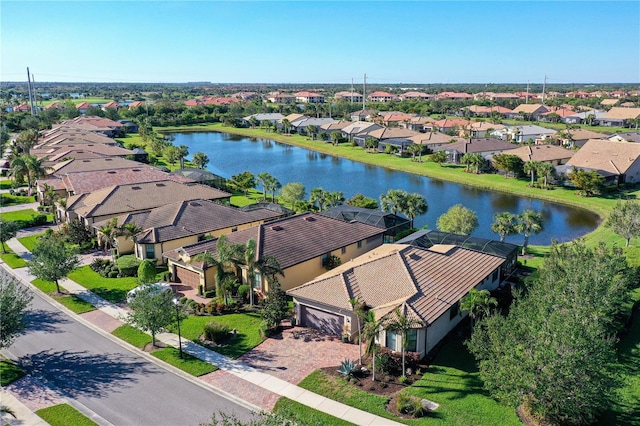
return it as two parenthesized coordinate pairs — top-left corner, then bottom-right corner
(290, 117), (337, 135)
(13, 104), (31, 113)
(434, 138), (518, 163)
(399, 91), (432, 101)
(242, 113), (285, 126)
(408, 132), (464, 153)
(295, 91), (325, 103)
(381, 113), (416, 127)
(563, 109), (606, 125)
(469, 121), (506, 138)
(128, 101), (145, 109)
(266, 93), (296, 104)
(117, 119), (139, 133)
(431, 118), (472, 135)
(47, 157), (146, 176)
(75, 102), (92, 114)
(94, 199), (284, 265)
(62, 180), (231, 227)
(368, 91), (399, 103)
(353, 127), (420, 148)
(435, 92), (473, 100)
(465, 106), (513, 117)
(320, 205), (411, 242)
(101, 101), (119, 111)
(350, 109), (379, 122)
(340, 121), (383, 141)
(403, 116), (435, 132)
(538, 108), (576, 123)
(287, 242), (508, 357)
(506, 104), (549, 120)
(600, 107), (640, 127)
(163, 212), (385, 293)
(230, 92), (258, 101)
(319, 120), (352, 136)
(556, 128), (608, 148)
(564, 139), (640, 185)
(506, 144), (574, 166)
(53, 116), (125, 137)
(44, 102), (64, 111)
(334, 91), (363, 103)
(33, 144), (135, 166)
(493, 125), (557, 144)
(608, 132), (640, 143)
(600, 99), (620, 107)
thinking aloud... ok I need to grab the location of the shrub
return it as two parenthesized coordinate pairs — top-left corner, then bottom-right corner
(396, 393), (427, 417)
(117, 255), (140, 277)
(108, 271), (119, 278)
(203, 321), (230, 344)
(237, 284), (250, 300)
(204, 290), (216, 299)
(338, 359), (360, 380)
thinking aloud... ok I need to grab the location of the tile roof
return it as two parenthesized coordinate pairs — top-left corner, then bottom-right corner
(61, 167), (193, 195)
(408, 132), (463, 145)
(507, 144), (575, 163)
(33, 144), (134, 162)
(603, 107), (640, 120)
(288, 244), (504, 324)
(566, 139), (640, 175)
(50, 157), (145, 175)
(512, 104), (549, 114)
(442, 138), (519, 154)
(609, 132), (640, 143)
(366, 127), (420, 140)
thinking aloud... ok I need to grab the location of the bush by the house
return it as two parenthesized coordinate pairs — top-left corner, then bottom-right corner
(203, 320), (230, 344)
(90, 258), (118, 278)
(237, 284), (250, 301)
(117, 255), (141, 277)
(396, 393), (427, 418)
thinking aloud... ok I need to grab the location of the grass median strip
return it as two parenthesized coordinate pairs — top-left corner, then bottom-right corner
(35, 403), (98, 426)
(112, 324), (152, 349)
(31, 278), (96, 314)
(151, 347), (218, 376)
(0, 360), (25, 386)
(17, 233), (44, 252)
(0, 246), (28, 268)
(273, 397), (355, 426)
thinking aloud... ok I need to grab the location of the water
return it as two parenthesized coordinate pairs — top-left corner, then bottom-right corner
(173, 132), (600, 246)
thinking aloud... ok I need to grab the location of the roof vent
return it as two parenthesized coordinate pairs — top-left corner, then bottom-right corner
(131, 186), (141, 190)
(105, 158), (112, 161)
(270, 225), (283, 231)
(132, 168), (141, 172)
(304, 216), (316, 222)
(107, 171), (116, 174)
(155, 183), (166, 187)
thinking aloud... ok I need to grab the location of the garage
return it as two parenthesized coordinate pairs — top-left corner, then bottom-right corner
(174, 265), (201, 289)
(300, 305), (344, 336)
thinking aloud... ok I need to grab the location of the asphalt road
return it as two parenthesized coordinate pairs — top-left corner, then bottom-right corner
(6, 288), (254, 426)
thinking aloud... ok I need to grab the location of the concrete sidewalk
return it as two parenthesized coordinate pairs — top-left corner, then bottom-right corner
(4, 237), (403, 426)
(0, 389), (50, 426)
(0, 201), (40, 214)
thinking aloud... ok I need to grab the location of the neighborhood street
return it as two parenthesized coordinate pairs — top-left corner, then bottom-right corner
(4, 288), (253, 426)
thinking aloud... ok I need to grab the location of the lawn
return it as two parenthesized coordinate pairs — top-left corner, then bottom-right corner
(35, 403), (98, 426)
(0, 360), (25, 386)
(273, 397), (354, 426)
(0, 179), (16, 190)
(0, 193), (35, 206)
(152, 346), (218, 376)
(112, 324), (152, 349)
(41, 97), (114, 106)
(31, 278), (96, 314)
(0, 208), (39, 222)
(67, 265), (138, 303)
(18, 233), (44, 251)
(168, 312), (264, 359)
(0, 246), (28, 268)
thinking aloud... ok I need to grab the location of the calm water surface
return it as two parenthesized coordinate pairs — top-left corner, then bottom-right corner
(174, 132), (600, 246)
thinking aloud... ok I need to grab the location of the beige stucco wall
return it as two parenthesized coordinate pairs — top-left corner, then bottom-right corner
(624, 159), (640, 183)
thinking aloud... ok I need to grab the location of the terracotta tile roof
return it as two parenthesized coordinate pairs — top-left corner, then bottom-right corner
(75, 102), (92, 109)
(368, 91), (397, 98)
(129, 101), (144, 108)
(564, 129), (608, 141)
(102, 101), (119, 109)
(33, 144), (133, 162)
(61, 167), (193, 195)
(408, 132), (463, 145)
(50, 157), (143, 175)
(507, 144), (575, 163)
(541, 108), (575, 117)
(432, 118), (472, 128)
(436, 92), (472, 99)
(366, 127), (420, 140)
(566, 139), (640, 175)
(512, 104), (549, 114)
(288, 244), (504, 324)
(469, 122), (506, 131)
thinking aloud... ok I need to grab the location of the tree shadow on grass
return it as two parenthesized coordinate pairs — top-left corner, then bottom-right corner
(17, 349), (156, 399)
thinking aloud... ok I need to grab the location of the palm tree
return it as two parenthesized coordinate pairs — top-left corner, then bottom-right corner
(9, 155), (28, 187)
(469, 153), (485, 174)
(330, 131), (342, 146)
(121, 222), (143, 254)
(281, 118), (291, 135)
(461, 153), (473, 172)
(257, 172), (274, 201)
(386, 305), (424, 377)
(406, 144), (423, 162)
(362, 310), (383, 382)
(536, 162), (555, 189)
(309, 187), (329, 211)
(177, 145), (189, 169)
(263, 175), (282, 203)
(523, 160), (542, 187)
(349, 298), (366, 366)
(380, 189), (408, 216)
(491, 212), (518, 242)
(192, 235), (244, 300)
(460, 288), (498, 328)
(326, 191), (345, 208)
(97, 218), (119, 262)
(305, 125), (318, 140)
(401, 193), (428, 228)
(517, 209), (544, 256)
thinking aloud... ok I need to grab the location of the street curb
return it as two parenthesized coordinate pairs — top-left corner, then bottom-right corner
(0, 263), (264, 416)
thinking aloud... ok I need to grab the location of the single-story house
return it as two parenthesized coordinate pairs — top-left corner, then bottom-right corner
(291, 118), (337, 135)
(505, 144), (574, 166)
(350, 109), (379, 122)
(557, 128), (608, 148)
(469, 122), (506, 138)
(564, 139), (640, 185)
(320, 205), (411, 242)
(600, 107), (640, 127)
(492, 125), (557, 144)
(340, 122), (383, 141)
(562, 109), (606, 125)
(434, 138), (518, 163)
(242, 113), (285, 126)
(287, 242), (507, 358)
(163, 212), (386, 293)
(407, 132), (463, 153)
(353, 127), (420, 147)
(608, 132), (640, 143)
(506, 104), (549, 121)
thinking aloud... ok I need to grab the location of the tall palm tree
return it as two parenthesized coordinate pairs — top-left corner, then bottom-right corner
(536, 162), (555, 189)
(309, 187), (329, 211)
(9, 156), (28, 188)
(380, 189), (408, 216)
(362, 310), (383, 382)
(241, 238), (258, 305)
(460, 288), (498, 328)
(192, 235), (244, 299)
(349, 298), (366, 366)
(25, 155), (50, 196)
(386, 305), (424, 377)
(469, 153), (485, 174)
(97, 218), (119, 262)
(257, 172), (274, 201)
(461, 152), (474, 172)
(517, 209), (544, 256)
(491, 212), (518, 242)
(326, 191), (345, 208)
(401, 193), (428, 228)
(523, 160), (542, 187)
(263, 175), (282, 203)
(281, 118), (291, 135)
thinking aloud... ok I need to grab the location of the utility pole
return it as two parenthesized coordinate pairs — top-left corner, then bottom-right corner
(541, 74), (547, 105)
(363, 73), (366, 111)
(525, 81), (530, 104)
(350, 78), (354, 105)
(26, 67), (36, 116)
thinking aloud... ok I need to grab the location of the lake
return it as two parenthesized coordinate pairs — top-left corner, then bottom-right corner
(172, 131), (600, 246)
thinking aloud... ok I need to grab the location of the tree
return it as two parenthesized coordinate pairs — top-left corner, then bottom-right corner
(385, 305), (424, 377)
(97, 218), (119, 261)
(279, 182), (306, 210)
(437, 204), (479, 235)
(229, 171), (256, 196)
(0, 270), (33, 349)
(361, 310), (383, 381)
(349, 298), (366, 366)
(177, 145), (189, 169)
(0, 219), (19, 253)
(281, 118), (291, 134)
(400, 192), (428, 228)
(406, 144), (424, 162)
(430, 150), (448, 166)
(490, 212), (518, 242)
(15, 128), (39, 153)
(330, 131), (342, 145)
(326, 191), (345, 208)
(380, 189), (408, 216)
(568, 167), (604, 196)
(309, 187), (329, 211)
(261, 173), (281, 203)
(346, 193), (378, 209)
(260, 278), (289, 332)
(606, 199), (640, 247)
(28, 234), (80, 294)
(467, 241), (635, 425)
(460, 288), (497, 328)
(305, 125), (318, 140)
(192, 152), (209, 169)
(523, 160), (542, 186)
(516, 209), (544, 255)
(536, 162), (554, 189)
(364, 137), (379, 153)
(126, 284), (175, 346)
(192, 235), (244, 300)
(469, 153), (486, 174)
(163, 145), (181, 166)
(63, 220), (92, 246)
(137, 259), (157, 284)
(461, 152), (474, 172)
(492, 153), (523, 178)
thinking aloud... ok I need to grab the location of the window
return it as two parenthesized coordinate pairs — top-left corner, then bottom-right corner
(231, 227), (237, 232)
(341, 247), (346, 254)
(406, 329), (418, 352)
(357, 241), (362, 249)
(450, 301), (459, 320)
(145, 245), (155, 259)
(386, 331), (398, 351)
(492, 269), (499, 282)
(253, 272), (262, 290)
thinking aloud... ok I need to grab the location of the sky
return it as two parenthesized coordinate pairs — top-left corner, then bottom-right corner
(1, 1), (639, 85)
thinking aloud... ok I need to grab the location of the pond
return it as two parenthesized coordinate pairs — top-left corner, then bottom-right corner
(172, 131), (600, 246)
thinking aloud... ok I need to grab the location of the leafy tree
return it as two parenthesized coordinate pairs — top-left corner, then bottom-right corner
(460, 288), (497, 328)
(400, 192), (428, 228)
(437, 204), (479, 235)
(364, 137), (379, 153)
(191, 152), (209, 169)
(148, 136), (169, 157)
(63, 220), (92, 245)
(606, 199), (640, 247)
(281, 118), (291, 134)
(0, 219), (19, 253)
(493, 153), (523, 178)
(490, 212), (518, 242)
(137, 259), (157, 284)
(248, 116), (260, 129)
(467, 241), (635, 425)
(406, 144), (425, 162)
(229, 171), (256, 196)
(305, 125), (318, 140)
(536, 162), (554, 189)
(567, 167), (604, 196)
(15, 129), (39, 153)
(346, 193), (378, 209)
(516, 209), (544, 255)
(0, 270), (33, 349)
(28, 234), (80, 293)
(326, 191), (345, 208)
(380, 189), (408, 216)
(163, 145), (181, 166)
(385, 305), (424, 377)
(192, 235), (244, 299)
(330, 131), (342, 145)
(126, 284), (175, 346)
(430, 150), (448, 166)
(260, 278), (289, 332)
(461, 152), (474, 172)
(279, 182), (306, 210)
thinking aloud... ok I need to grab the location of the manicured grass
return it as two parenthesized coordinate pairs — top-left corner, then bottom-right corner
(169, 312), (264, 359)
(41, 97), (114, 106)
(0, 179), (15, 190)
(67, 265), (138, 303)
(35, 403), (98, 426)
(17, 233), (44, 252)
(112, 324), (153, 349)
(0, 208), (40, 222)
(115, 133), (145, 148)
(273, 397), (354, 426)
(0, 193), (35, 206)
(151, 346), (218, 376)
(31, 278), (96, 314)
(0, 245), (28, 268)
(0, 360), (25, 386)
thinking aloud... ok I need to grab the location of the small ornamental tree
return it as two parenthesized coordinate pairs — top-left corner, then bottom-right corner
(0, 219), (19, 253)
(260, 278), (289, 333)
(605, 199), (640, 247)
(126, 285), (175, 347)
(28, 234), (80, 294)
(137, 259), (157, 284)
(437, 204), (479, 235)
(0, 270), (33, 349)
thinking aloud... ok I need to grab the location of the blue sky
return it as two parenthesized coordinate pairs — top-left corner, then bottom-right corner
(2, 1), (639, 84)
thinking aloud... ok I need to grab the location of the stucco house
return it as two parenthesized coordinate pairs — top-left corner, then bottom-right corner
(434, 138), (518, 163)
(564, 139), (640, 185)
(163, 212), (385, 294)
(505, 144), (574, 166)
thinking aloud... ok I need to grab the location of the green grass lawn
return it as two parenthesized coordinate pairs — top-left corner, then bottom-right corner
(17, 233), (44, 251)
(169, 312), (264, 359)
(0, 193), (36, 206)
(151, 346), (218, 376)
(41, 97), (113, 106)
(0, 245), (28, 268)
(273, 397), (354, 426)
(0, 360), (25, 386)
(112, 324), (153, 349)
(0, 179), (16, 190)
(0, 208), (39, 222)
(31, 278), (96, 314)
(67, 265), (139, 303)
(35, 403), (98, 426)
